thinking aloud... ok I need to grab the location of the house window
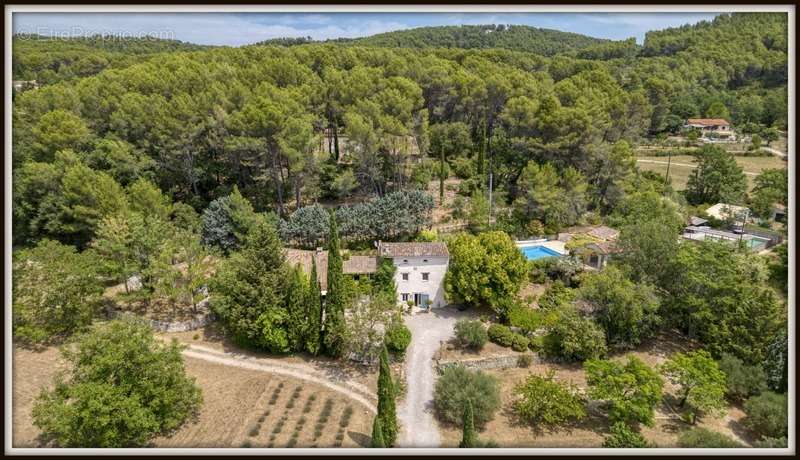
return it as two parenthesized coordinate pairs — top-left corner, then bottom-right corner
(401, 273), (409, 281)
(401, 293), (409, 302)
(422, 272), (429, 281)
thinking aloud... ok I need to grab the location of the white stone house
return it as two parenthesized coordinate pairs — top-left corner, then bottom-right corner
(378, 242), (449, 309)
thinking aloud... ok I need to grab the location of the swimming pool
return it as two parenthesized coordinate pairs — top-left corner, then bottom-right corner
(520, 245), (562, 261)
(748, 236), (770, 250)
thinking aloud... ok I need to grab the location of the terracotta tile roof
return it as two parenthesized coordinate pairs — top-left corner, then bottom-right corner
(285, 249), (379, 291)
(284, 249), (328, 291)
(378, 242), (449, 258)
(586, 226), (619, 242)
(689, 216), (708, 226)
(573, 240), (619, 256)
(343, 256), (378, 274)
(591, 241), (620, 254)
(686, 118), (730, 126)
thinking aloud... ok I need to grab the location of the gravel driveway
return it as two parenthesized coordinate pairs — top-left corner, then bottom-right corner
(397, 307), (467, 447)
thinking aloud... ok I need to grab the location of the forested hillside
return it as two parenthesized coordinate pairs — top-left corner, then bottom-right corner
(334, 24), (611, 56)
(12, 34), (210, 85)
(632, 13), (788, 131)
(12, 12), (787, 249)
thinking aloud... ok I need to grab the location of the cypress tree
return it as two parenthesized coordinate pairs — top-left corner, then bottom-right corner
(460, 399), (477, 448)
(377, 344), (398, 446)
(285, 266), (308, 352)
(323, 211), (345, 357)
(304, 257), (323, 355)
(370, 415), (385, 448)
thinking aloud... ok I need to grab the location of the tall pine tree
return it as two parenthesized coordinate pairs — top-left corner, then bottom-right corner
(377, 344), (398, 446)
(210, 219), (288, 351)
(460, 399), (477, 448)
(323, 211), (345, 357)
(370, 415), (385, 448)
(305, 257), (323, 355)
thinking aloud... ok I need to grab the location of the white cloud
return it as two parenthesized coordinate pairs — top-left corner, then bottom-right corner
(12, 12), (720, 47)
(13, 13), (410, 46)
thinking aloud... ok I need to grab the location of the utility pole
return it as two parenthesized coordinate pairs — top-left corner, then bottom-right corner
(664, 148), (672, 187)
(487, 133), (493, 226)
(739, 208), (749, 243)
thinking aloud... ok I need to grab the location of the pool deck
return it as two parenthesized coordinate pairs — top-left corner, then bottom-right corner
(515, 239), (568, 255)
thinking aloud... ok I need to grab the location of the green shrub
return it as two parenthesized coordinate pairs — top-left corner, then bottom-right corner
(454, 319), (488, 350)
(512, 372), (586, 427)
(603, 422), (651, 448)
(753, 437), (788, 448)
(528, 259), (548, 284)
(415, 229), (438, 242)
(385, 322), (412, 355)
(433, 365), (501, 427)
(510, 333), (529, 352)
(487, 323), (529, 351)
(517, 354), (533, 368)
(677, 428), (742, 448)
(537, 280), (575, 310)
(543, 308), (607, 362)
(528, 335), (544, 352)
(487, 324), (513, 346)
(508, 304), (556, 333)
(718, 353), (767, 401)
(743, 391), (788, 439)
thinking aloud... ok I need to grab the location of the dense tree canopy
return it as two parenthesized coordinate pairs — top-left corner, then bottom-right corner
(578, 266), (661, 349)
(12, 14), (787, 238)
(32, 318), (202, 447)
(12, 239), (103, 343)
(664, 241), (784, 364)
(444, 231), (528, 315)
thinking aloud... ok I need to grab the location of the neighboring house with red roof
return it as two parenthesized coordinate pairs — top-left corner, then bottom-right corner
(684, 118), (736, 140)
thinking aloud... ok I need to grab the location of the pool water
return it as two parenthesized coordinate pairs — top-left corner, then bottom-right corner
(520, 245), (562, 261)
(748, 236), (770, 250)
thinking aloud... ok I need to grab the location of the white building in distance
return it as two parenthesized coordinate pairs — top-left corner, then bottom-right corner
(378, 242), (450, 309)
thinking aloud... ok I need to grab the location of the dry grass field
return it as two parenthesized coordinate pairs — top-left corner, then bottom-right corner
(155, 357), (372, 448)
(11, 346), (65, 447)
(437, 365), (751, 448)
(636, 154), (786, 190)
(11, 338), (374, 449)
(436, 330), (756, 448)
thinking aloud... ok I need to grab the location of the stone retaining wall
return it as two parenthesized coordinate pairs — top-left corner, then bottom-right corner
(435, 353), (543, 373)
(107, 298), (215, 333)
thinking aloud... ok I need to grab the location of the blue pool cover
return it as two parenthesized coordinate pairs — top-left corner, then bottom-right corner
(520, 245), (562, 261)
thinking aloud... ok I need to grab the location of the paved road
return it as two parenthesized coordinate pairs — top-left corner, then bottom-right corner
(396, 307), (466, 447)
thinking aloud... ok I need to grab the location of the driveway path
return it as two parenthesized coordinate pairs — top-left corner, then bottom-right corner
(182, 344), (377, 413)
(397, 307), (466, 447)
(761, 146), (787, 158)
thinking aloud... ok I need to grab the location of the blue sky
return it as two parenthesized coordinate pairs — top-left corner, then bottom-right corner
(13, 12), (720, 47)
